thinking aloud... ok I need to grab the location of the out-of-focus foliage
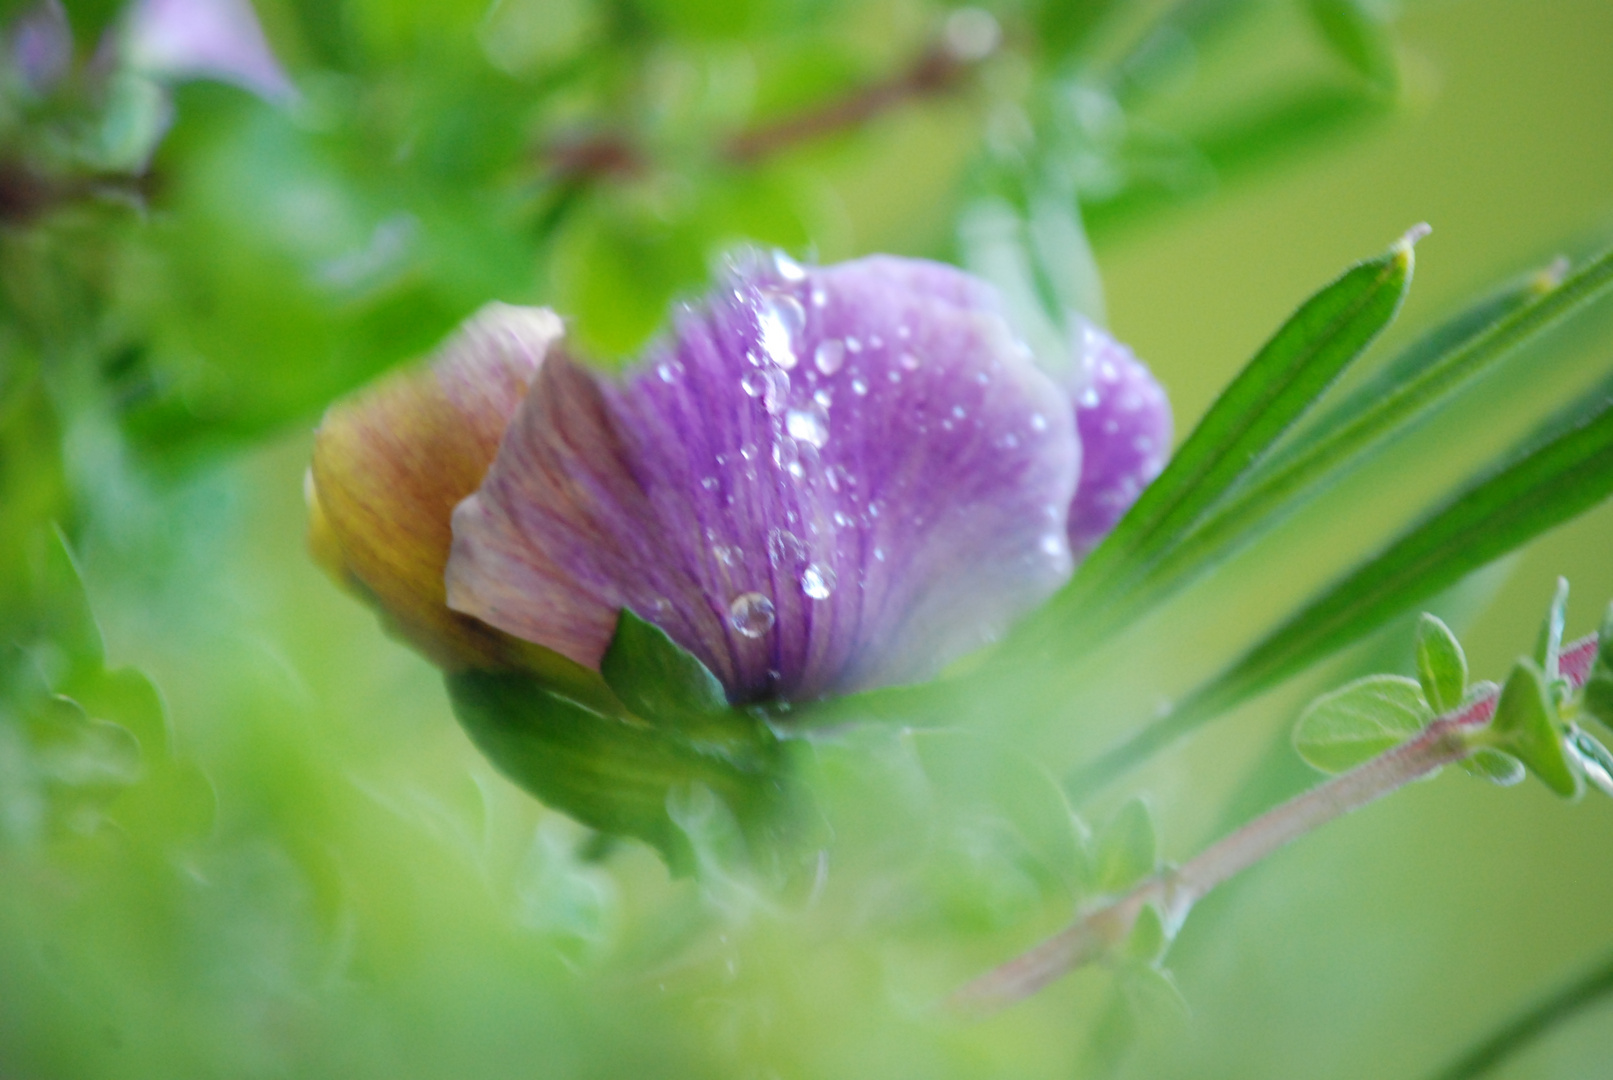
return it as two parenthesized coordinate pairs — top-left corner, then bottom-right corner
(4, 0), (1613, 1078)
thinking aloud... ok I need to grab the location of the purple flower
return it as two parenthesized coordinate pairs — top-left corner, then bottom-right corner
(310, 253), (1171, 706)
(9, 1), (71, 94)
(124, 0), (293, 103)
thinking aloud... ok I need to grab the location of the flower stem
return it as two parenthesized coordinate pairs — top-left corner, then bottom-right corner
(948, 636), (1601, 1016)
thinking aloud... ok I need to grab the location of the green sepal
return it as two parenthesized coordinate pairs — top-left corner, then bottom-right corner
(1415, 613), (1468, 714)
(1582, 602), (1613, 734)
(1093, 798), (1157, 895)
(601, 608), (728, 726)
(446, 670), (795, 875)
(1533, 578), (1570, 683)
(1488, 659), (1581, 799)
(1293, 675), (1430, 774)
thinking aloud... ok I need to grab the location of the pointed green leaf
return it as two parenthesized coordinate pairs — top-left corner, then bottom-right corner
(1489, 660), (1580, 799)
(1068, 382), (1613, 796)
(1294, 675), (1430, 774)
(1306, 0), (1399, 94)
(1581, 602), (1613, 734)
(1124, 903), (1170, 965)
(1416, 613), (1468, 713)
(600, 609), (728, 725)
(1566, 728), (1613, 798)
(1459, 748), (1527, 787)
(1094, 798), (1157, 894)
(1059, 232), (1417, 613)
(1533, 578), (1570, 683)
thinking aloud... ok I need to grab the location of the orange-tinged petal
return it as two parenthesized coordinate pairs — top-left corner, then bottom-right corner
(308, 303), (583, 678)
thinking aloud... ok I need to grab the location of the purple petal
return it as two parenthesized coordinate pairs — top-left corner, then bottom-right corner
(10, 1), (71, 94)
(447, 254), (1080, 702)
(1066, 318), (1172, 557)
(125, 0), (293, 103)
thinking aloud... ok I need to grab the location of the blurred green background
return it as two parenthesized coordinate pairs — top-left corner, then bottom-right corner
(3, 0), (1613, 1077)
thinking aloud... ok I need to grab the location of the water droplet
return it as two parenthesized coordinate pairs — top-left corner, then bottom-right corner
(785, 403), (829, 448)
(768, 528), (806, 567)
(1133, 436), (1153, 453)
(657, 361), (683, 383)
(873, 547), (886, 562)
(952, 405), (967, 420)
(898, 352), (920, 371)
(650, 596), (673, 619)
(999, 433), (1020, 449)
(773, 437), (800, 472)
(824, 465), (843, 492)
(758, 291), (805, 369)
(740, 443), (758, 461)
(810, 286), (828, 308)
(801, 564), (836, 600)
(741, 369), (767, 397)
(1080, 387), (1100, 408)
(896, 324), (911, 340)
(712, 543), (743, 567)
(773, 250), (805, 281)
(701, 476), (719, 491)
(832, 510), (852, 528)
(1039, 533), (1064, 557)
(845, 337), (862, 354)
(850, 377), (869, 396)
(763, 367), (790, 414)
(729, 593), (775, 638)
(814, 339), (845, 375)
(813, 388), (833, 408)
(869, 335), (883, 349)
(1030, 412), (1048, 432)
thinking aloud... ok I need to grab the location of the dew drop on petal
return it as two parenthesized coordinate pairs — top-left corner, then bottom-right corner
(785, 403), (829, 448)
(952, 405), (967, 420)
(1080, 387), (1100, 408)
(773, 250), (806, 281)
(845, 337), (862, 354)
(873, 546), (886, 562)
(813, 388), (833, 408)
(851, 376), (869, 396)
(701, 476), (719, 491)
(757, 292), (805, 370)
(657, 362), (680, 383)
(810, 286), (828, 308)
(712, 543), (743, 567)
(741, 369), (767, 397)
(1039, 533), (1063, 557)
(814, 339), (845, 376)
(729, 592), (776, 638)
(773, 437), (800, 472)
(1030, 412), (1048, 432)
(763, 367), (791, 414)
(898, 352), (920, 371)
(768, 527), (806, 567)
(801, 564), (836, 600)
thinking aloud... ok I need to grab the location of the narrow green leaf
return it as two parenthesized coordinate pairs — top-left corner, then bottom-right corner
(1415, 613), (1468, 714)
(1489, 660), (1580, 799)
(1533, 578), (1570, 683)
(1067, 387), (1613, 796)
(1459, 748), (1527, 787)
(1305, 0), (1398, 94)
(1293, 675), (1430, 774)
(446, 671), (791, 874)
(1059, 231), (1417, 613)
(1585, 602), (1613, 733)
(1094, 798), (1157, 894)
(1108, 251), (1611, 637)
(1566, 728), (1613, 798)
(601, 609), (728, 724)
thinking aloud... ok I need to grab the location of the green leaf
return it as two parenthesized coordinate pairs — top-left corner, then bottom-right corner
(1585, 602), (1613, 733)
(1056, 232), (1417, 615)
(1124, 903), (1170, 964)
(1566, 728), (1613, 798)
(1459, 748), (1527, 787)
(1305, 0), (1398, 95)
(1067, 382), (1613, 796)
(1534, 578), (1570, 683)
(1416, 613), (1468, 714)
(1293, 675), (1430, 774)
(1094, 798), (1156, 894)
(446, 670), (793, 874)
(601, 609), (728, 725)
(1488, 660), (1580, 799)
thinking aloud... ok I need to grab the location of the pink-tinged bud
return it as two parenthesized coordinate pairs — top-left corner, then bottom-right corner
(308, 304), (587, 678)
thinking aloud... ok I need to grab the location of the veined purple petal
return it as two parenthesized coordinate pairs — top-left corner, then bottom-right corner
(125, 0), (293, 103)
(447, 255), (1080, 703)
(1066, 317), (1172, 557)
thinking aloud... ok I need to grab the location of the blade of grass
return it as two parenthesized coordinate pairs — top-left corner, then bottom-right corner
(1066, 378), (1613, 796)
(1047, 228), (1421, 623)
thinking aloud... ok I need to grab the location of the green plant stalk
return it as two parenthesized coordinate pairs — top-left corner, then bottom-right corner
(951, 637), (1598, 1015)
